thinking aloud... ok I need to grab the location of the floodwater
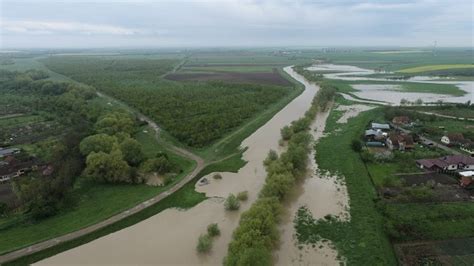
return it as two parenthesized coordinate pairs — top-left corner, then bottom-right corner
(307, 64), (474, 104)
(335, 104), (375, 123)
(37, 66), (320, 265)
(273, 102), (365, 266)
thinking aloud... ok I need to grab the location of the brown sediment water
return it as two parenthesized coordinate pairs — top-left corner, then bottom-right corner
(36, 66), (319, 265)
(274, 102), (373, 265)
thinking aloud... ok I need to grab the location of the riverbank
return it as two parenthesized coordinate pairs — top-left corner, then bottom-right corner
(33, 66), (319, 265)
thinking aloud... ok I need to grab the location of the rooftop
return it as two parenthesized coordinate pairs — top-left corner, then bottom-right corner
(371, 122), (390, 130)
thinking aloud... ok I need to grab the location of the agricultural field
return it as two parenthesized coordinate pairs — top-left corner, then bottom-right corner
(41, 53), (306, 159)
(165, 69), (291, 86)
(395, 237), (474, 265)
(314, 48), (473, 72)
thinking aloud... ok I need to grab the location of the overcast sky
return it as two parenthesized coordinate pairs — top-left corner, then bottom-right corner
(0, 0), (472, 48)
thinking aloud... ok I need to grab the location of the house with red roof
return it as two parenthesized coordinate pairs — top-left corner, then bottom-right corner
(416, 155), (474, 171)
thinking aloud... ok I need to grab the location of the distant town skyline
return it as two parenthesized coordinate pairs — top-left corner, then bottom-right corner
(1, 0), (472, 48)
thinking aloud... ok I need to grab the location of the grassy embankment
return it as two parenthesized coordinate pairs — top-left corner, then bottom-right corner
(294, 103), (397, 265)
(397, 64), (474, 73)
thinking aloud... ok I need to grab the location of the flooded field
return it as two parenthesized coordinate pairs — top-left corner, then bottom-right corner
(36, 66), (319, 265)
(350, 84), (474, 105)
(274, 108), (349, 266)
(274, 102), (372, 265)
(307, 64), (474, 104)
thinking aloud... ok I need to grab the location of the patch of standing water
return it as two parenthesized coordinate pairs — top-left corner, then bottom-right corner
(274, 103), (353, 265)
(335, 104), (375, 124)
(307, 64), (474, 104)
(36, 66), (320, 265)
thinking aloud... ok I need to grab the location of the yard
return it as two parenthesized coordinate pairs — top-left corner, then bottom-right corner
(395, 237), (474, 265)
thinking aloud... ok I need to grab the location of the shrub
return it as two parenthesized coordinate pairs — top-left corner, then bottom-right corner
(351, 139), (362, 152)
(280, 126), (293, 140)
(196, 234), (212, 253)
(140, 156), (171, 174)
(224, 194), (240, 211)
(207, 223), (220, 237)
(0, 202), (7, 216)
(263, 150), (278, 166)
(163, 175), (174, 186)
(213, 173), (222, 180)
(237, 191), (248, 201)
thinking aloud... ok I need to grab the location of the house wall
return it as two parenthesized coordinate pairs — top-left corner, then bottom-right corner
(447, 164), (458, 170)
(464, 164), (474, 170)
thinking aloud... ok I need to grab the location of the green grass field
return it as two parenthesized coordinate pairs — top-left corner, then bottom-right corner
(398, 64), (474, 73)
(382, 202), (474, 241)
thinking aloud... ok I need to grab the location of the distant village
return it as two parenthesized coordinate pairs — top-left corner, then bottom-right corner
(364, 115), (474, 192)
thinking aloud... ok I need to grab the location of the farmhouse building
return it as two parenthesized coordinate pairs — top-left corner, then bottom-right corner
(386, 133), (414, 151)
(416, 155), (474, 171)
(365, 129), (386, 141)
(371, 123), (390, 131)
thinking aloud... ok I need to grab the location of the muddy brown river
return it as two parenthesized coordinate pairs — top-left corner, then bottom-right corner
(37, 66), (324, 265)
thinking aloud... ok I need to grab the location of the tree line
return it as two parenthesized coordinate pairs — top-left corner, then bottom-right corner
(42, 56), (292, 147)
(0, 69), (178, 220)
(225, 81), (336, 265)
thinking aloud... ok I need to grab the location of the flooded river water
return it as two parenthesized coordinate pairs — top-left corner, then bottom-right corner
(37, 66), (320, 265)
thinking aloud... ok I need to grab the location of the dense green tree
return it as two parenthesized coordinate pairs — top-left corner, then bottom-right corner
(119, 137), (144, 166)
(140, 156), (171, 174)
(79, 133), (117, 156)
(84, 148), (131, 183)
(95, 112), (135, 136)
